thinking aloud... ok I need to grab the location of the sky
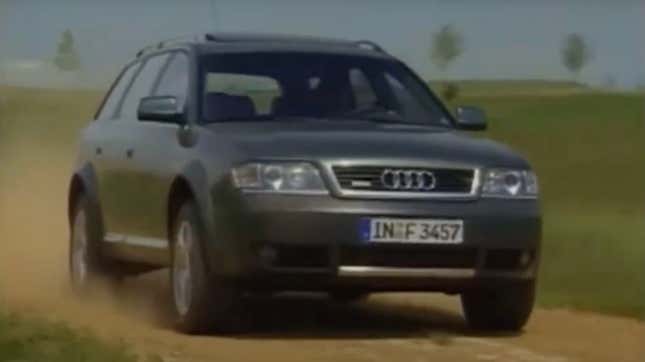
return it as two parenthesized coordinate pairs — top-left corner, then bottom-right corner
(1, 0), (644, 88)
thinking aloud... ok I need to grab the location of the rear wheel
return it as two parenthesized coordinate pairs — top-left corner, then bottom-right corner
(69, 196), (118, 295)
(170, 200), (242, 334)
(461, 281), (536, 332)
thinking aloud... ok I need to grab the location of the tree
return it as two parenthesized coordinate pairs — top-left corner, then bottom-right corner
(431, 24), (464, 72)
(561, 33), (592, 80)
(53, 29), (81, 71)
(431, 25), (464, 102)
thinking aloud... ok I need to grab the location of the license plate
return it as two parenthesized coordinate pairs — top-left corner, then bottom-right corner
(359, 218), (464, 244)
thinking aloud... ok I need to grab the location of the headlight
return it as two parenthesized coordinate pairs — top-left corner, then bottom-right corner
(481, 169), (538, 198)
(232, 162), (328, 194)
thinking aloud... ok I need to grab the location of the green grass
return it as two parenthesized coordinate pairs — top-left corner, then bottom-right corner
(431, 79), (590, 97)
(0, 309), (137, 362)
(1, 83), (644, 322)
(457, 91), (645, 319)
(0, 86), (100, 144)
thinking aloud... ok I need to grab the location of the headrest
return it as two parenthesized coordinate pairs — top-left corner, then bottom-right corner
(203, 92), (257, 121)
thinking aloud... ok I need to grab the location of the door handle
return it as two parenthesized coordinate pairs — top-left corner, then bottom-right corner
(126, 148), (134, 159)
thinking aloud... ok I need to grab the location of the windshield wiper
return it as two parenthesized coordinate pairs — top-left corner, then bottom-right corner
(358, 112), (409, 124)
(330, 108), (454, 129)
(333, 107), (419, 125)
(205, 114), (326, 123)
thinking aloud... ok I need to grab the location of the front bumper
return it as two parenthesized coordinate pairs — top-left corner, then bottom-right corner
(210, 193), (541, 292)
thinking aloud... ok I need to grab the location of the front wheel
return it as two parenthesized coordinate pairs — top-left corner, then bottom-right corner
(170, 200), (242, 334)
(461, 281), (536, 332)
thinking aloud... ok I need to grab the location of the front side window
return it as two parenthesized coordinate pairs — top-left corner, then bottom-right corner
(199, 52), (451, 127)
(154, 52), (189, 106)
(96, 63), (140, 120)
(118, 53), (170, 119)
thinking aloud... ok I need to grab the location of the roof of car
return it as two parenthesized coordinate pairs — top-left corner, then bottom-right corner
(136, 33), (393, 59)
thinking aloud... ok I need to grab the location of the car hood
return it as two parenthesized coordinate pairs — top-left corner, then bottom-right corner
(205, 120), (530, 169)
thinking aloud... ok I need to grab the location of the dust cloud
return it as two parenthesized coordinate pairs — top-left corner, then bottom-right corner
(0, 141), (168, 345)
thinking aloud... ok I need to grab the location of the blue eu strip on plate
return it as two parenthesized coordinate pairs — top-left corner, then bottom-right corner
(359, 218), (372, 242)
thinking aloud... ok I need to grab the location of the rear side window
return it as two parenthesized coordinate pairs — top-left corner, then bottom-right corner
(96, 63), (139, 120)
(118, 53), (170, 119)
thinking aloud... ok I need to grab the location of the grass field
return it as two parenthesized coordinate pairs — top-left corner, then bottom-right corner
(1, 81), (644, 356)
(433, 80), (591, 97)
(457, 90), (645, 318)
(0, 308), (137, 362)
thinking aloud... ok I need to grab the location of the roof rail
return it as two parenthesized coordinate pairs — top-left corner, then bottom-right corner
(355, 40), (386, 53)
(136, 34), (388, 58)
(136, 34), (210, 58)
(205, 34), (387, 54)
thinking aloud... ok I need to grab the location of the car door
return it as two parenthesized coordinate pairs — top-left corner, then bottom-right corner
(119, 52), (192, 257)
(100, 53), (171, 256)
(87, 61), (141, 243)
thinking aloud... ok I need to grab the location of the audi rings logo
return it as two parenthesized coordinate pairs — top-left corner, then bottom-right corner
(381, 169), (438, 191)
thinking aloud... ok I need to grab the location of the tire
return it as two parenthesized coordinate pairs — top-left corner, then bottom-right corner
(170, 200), (242, 334)
(330, 290), (370, 303)
(461, 281), (536, 332)
(69, 196), (117, 295)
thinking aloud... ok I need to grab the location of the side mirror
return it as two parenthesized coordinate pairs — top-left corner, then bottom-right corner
(138, 96), (184, 124)
(455, 106), (487, 131)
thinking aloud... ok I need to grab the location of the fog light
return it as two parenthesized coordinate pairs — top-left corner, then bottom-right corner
(519, 251), (532, 267)
(259, 245), (278, 266)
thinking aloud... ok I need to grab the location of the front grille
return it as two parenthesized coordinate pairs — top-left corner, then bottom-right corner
(340, 245), (478, 269)
(332, 166), (475, 194)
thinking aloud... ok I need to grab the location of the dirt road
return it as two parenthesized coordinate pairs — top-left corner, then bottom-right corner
(1, 147), (644, 362)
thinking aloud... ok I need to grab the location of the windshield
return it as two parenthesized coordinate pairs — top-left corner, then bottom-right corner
(199, 52), (453, 127)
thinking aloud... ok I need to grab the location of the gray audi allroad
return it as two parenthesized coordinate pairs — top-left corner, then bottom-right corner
(68, 33), (541, 333)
